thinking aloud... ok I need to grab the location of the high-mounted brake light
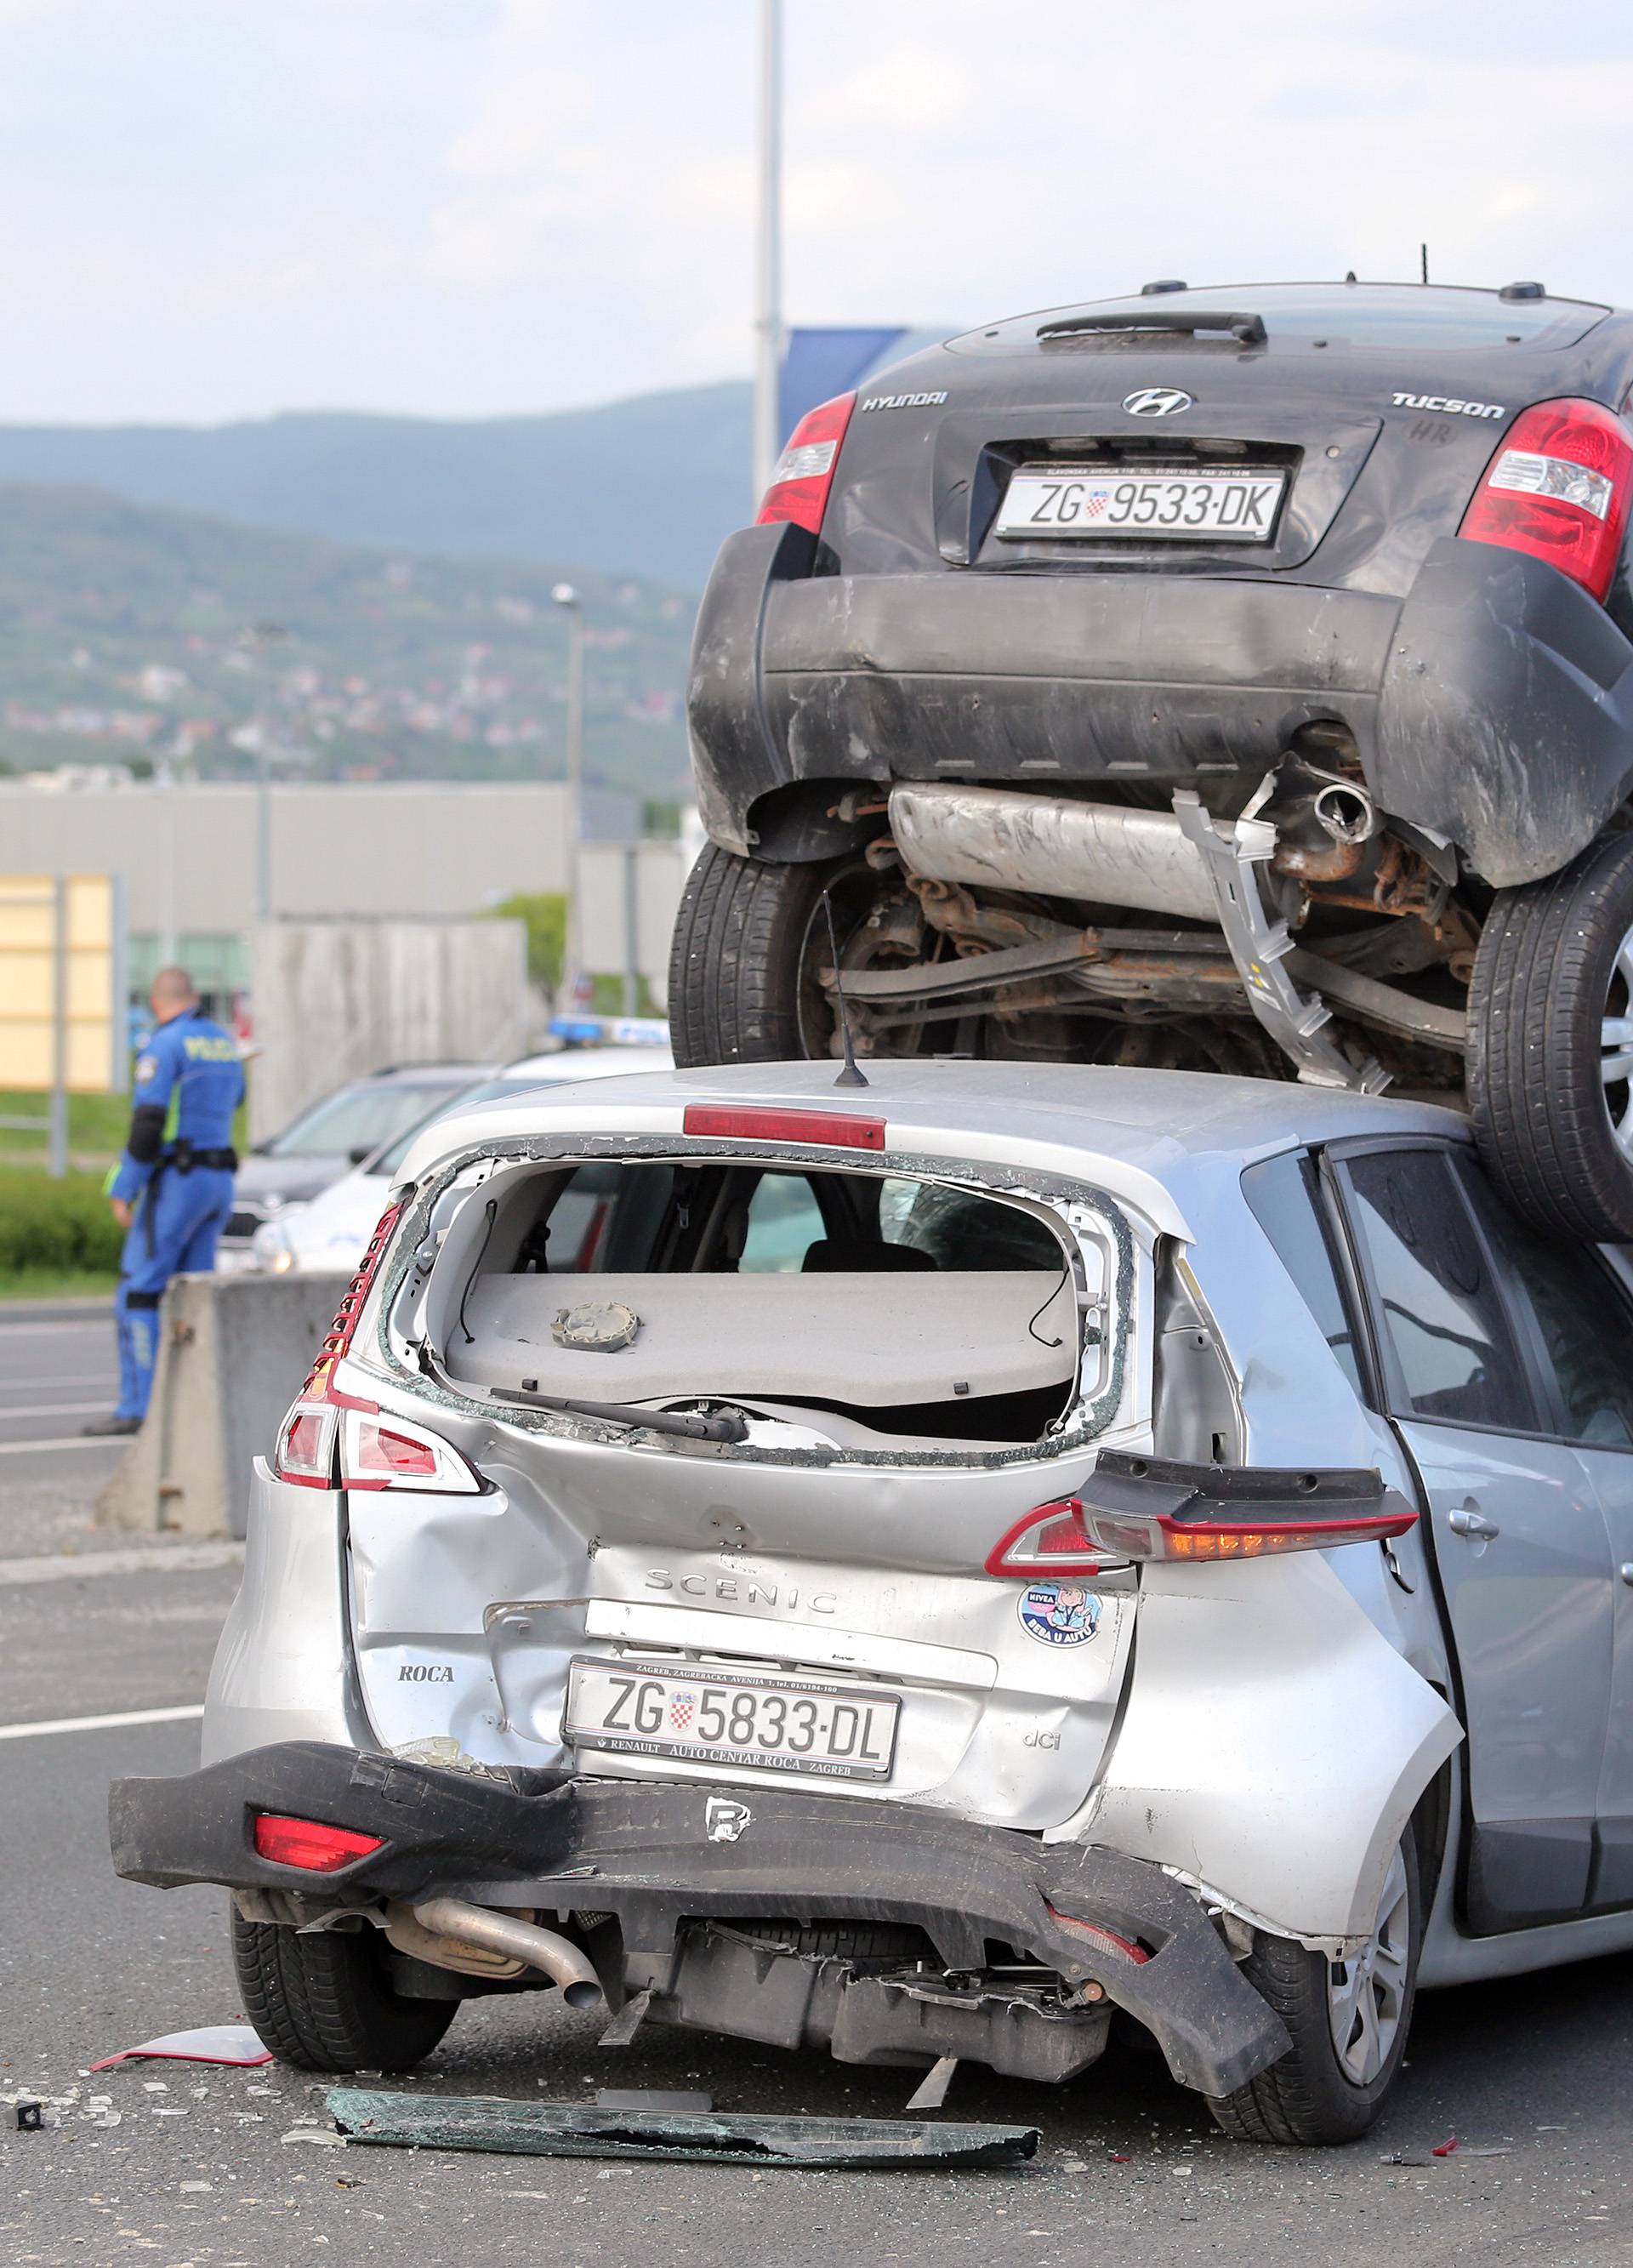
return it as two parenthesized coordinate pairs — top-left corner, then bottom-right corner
(253, 1814), (383, 1872)
(1459, 397), (1633, 602)
(338, 1407), (481, 1495)
(755, 391), (856, 534)
(683, 1103), (885, 1150)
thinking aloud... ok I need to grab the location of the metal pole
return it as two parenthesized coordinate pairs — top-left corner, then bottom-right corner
(753, 0), (783, 505)
(48, 875), (68, 1179)
(622, 844), (640, 1017)
(255, 743), (271, 921)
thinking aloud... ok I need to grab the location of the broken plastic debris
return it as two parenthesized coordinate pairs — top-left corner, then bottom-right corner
(91, 2025), (273, 2071)
(1431, 2135), (1459, 2157)
(15, 2101), (43, 2132)
(282, 2125), (350, 2147)
(327, 2089), (1039, 2169)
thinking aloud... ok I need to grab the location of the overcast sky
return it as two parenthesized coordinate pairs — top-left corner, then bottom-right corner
(6, 0), (1633, 427)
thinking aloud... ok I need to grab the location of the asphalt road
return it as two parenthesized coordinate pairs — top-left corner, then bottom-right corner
(4, 1312), (1633, 2265)
(0, 1308), (126, 1558)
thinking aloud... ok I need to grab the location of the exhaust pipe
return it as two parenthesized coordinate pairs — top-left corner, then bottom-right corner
(410, 1896), (604, 2009)
(889, 783), (1223, 924)
(1312, 780), (1378, 846)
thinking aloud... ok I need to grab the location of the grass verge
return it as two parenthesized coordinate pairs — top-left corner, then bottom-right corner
(0, 1268), (118, 1302)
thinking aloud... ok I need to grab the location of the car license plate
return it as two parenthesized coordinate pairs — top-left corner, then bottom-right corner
(996, 464), (1285, 542)
(565, 1659), (900, 1781)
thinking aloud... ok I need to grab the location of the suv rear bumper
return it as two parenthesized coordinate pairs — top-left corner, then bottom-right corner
(110, 1739), (1289, 2099)
(690, 526), (1633, 886)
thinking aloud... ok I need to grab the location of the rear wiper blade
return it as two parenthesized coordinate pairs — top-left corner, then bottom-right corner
(492, 1384), (747, 1444)
(1038, 308), (1267, 345)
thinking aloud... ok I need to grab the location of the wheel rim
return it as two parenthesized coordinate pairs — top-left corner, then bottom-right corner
(1602, 922), (1633, 1159)
(794, 864), (932, 1061)
(1325, 1845), (1410, 2088)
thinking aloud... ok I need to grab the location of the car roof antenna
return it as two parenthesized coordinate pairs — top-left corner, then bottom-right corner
(821, 889), (870, 1089)
(1420, 242), (1430, 286)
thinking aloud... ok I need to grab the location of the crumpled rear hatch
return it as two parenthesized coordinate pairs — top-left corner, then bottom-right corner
(344, 1131), (1153, 1834)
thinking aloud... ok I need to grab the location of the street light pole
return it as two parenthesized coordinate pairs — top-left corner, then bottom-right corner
(552, 583), (586, 1008)
(753, 0), (783, 506)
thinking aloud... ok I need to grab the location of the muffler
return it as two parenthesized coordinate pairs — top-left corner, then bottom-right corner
(889, 783), (1223, 923)
(408, 1896), (604, 2008)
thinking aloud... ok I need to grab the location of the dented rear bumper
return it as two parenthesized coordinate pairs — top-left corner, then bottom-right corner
(110, 1740), (1289, 2098)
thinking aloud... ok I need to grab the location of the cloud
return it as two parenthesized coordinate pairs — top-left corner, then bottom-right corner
(3, 0), (1633, 421)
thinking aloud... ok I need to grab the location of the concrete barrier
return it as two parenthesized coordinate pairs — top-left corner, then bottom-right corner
(96, 1271), (350, 1540)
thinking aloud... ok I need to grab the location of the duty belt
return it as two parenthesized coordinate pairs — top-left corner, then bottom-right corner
(141, 1141), (240, 1253)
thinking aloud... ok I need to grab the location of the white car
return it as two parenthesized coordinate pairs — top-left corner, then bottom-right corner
(248, 1046), (674, 1277)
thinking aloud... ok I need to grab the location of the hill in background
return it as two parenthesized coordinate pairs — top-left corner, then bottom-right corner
(0, 381), (754, 591)
(0, 481), (696, 799)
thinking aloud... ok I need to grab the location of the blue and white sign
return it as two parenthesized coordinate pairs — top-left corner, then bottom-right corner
(1017, 1581), (1101, 1649)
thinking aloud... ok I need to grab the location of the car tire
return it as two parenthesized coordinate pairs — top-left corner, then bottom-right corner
(669, 840), (927, 1068)
(1207, 1830), (1420, 2147)
(1468, 829), (1633, 1241)
(230, 1911), (456, 2074)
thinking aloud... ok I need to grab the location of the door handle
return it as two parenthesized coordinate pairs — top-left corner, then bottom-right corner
(1448, 1509), (1501, 1541)
(1621, 1564), (1633, 1587)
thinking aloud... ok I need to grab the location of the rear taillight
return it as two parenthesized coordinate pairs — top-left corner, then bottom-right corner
(300, 1202), (403, 1403)
(988, 1463), (1416, 1574)
(271, 1201), (477, 1495)
(1078, 1507), (1414, 1562)
(273, 1400), (338, 1490)
(339, 1408), (480, 1495)
(755, 390), (856, 534)
(1459, 397), (1633, 601)
(253, 1814), (383, 1872)
(683, 1103), (885, 1149)
(987, 1499), (1104, 1576)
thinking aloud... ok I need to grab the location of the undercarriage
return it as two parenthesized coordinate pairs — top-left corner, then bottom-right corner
(811, 746), (1477, 1098)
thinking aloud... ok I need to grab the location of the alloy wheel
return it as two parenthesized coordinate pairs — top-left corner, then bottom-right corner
(1601, 922), (1633, 1158)
(1325, 1844), (1411, 2087)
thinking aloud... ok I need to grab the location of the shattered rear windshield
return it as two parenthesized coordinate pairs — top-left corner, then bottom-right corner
(391, 1153), (1126, 1460)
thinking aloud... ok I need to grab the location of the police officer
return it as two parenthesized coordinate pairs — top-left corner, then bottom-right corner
(83, 966), (246, 1437)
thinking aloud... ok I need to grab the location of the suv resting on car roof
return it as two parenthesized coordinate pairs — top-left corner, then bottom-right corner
(109, 1061), (1633, 2143)
(671, 278), (1633, 1243)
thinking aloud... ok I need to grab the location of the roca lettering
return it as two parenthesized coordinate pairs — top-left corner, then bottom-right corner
(398, 1663), (454, 1682)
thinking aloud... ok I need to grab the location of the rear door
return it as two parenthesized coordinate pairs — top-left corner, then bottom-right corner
(1332, 1143), (1614, 1930)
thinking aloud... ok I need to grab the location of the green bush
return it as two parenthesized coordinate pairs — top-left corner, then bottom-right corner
(486, 892), (567, 993)
(0, 1167), (124, 1275)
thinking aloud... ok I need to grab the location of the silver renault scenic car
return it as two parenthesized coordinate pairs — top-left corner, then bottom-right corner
(111, 1061), (1633, 2145)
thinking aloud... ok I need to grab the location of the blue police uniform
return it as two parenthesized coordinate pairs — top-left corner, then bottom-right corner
(110, 1006), (246, 1422)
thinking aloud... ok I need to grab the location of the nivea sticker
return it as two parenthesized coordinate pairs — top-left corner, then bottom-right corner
(1018, 1581), (1101, 1648)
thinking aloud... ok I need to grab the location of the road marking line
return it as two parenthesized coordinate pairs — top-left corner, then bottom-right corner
(0, 1437), (126, 1456)
(0, 1541), (243, 1587)
(0, 1703), (203, 1742)
(0, 1401), (114, 1422)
